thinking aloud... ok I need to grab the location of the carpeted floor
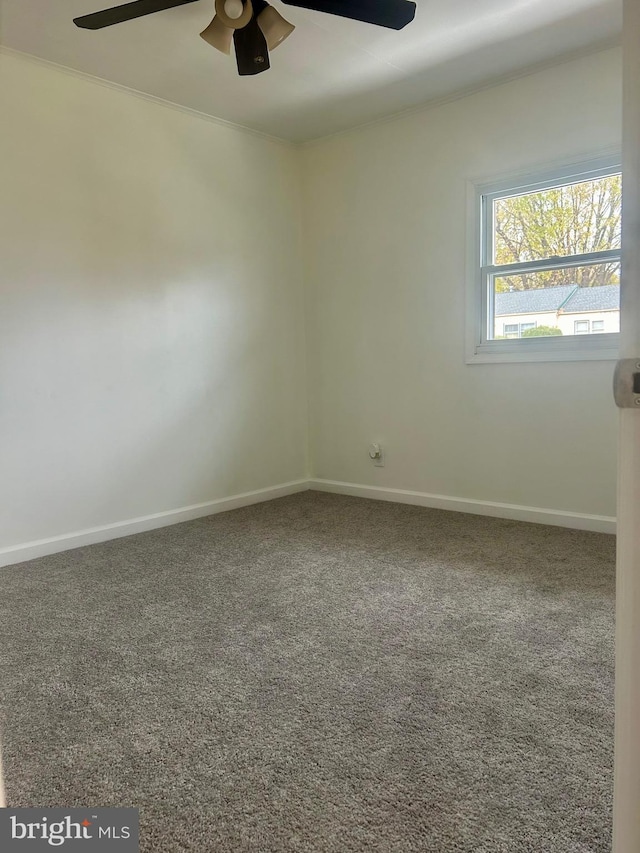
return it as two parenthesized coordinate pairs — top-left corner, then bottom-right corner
(0, 492), (615, 852)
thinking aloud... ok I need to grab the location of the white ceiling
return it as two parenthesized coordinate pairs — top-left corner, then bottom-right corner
(0, 0), (621, 142)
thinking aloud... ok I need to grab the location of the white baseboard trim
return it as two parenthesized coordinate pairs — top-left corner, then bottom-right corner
(1, 477), (615, 569)
(0, 480), (309, 569)
(308, 479), (616, 534)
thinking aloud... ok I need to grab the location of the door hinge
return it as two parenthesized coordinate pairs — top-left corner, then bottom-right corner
(613, 359), (640, 408)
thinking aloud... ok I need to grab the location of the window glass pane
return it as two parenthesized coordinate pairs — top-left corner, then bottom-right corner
(491, 263), (620, 340)
(503, 323), (519, 339)
(492, 173), (621, 265)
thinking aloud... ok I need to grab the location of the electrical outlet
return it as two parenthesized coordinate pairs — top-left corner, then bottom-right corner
(368, 443), (385, 467)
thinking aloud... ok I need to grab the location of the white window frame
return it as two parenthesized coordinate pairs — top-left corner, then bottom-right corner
(466, 154), (621, 363)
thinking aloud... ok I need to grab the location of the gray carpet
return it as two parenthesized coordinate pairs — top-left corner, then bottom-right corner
(0, 491), (615, 852)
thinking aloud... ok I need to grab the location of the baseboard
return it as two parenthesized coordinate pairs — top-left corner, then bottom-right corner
(308, 479), (616, 534)
(0, 480), (309, 569)
(1, 477), (615, 569)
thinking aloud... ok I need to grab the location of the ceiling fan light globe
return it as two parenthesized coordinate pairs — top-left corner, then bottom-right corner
(257, 5), (295, 50)
(215, 0), (253, 29)
(200, 14), (233, 53)
(224, 0), (245, 19)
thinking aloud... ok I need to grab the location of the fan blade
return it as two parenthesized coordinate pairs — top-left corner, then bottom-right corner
(280, 0), (415, 29)
(233, 15), (270, 74)
(74, 0), (200, 30)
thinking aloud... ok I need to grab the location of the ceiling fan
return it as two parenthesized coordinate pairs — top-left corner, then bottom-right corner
(73, 0), (416, 76)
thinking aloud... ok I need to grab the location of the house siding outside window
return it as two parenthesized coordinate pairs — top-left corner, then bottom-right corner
(494, 284), (620, 338)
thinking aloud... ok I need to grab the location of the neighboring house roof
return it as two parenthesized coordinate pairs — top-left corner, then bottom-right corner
(563, 285), (620, 312)
(495, 285), (576, 316)
(495, 284), (619, 316)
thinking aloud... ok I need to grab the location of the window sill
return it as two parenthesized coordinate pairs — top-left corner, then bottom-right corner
(466, 333), (620, 364)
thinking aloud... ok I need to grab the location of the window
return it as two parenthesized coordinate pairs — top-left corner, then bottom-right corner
(467, 155), (621, 363)
(502, 322), (537, 339)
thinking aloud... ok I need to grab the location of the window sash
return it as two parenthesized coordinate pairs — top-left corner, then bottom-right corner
(480, 250), (621, 345)
(480, 162), (622, 271)
(481, 248), (621, 279)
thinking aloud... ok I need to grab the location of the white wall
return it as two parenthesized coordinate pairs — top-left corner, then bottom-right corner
(0, 46), (623, 560)
(0, 52), (307, 552)
(302, 48), (621, 518)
